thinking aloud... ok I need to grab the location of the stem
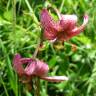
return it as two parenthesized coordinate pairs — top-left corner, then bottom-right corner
(33, 29), (43, 59)
(25, 0), (39, 25)
(13, 0), (16, 34)
(33, 77), (40, 96)
(22, 1), (42, 94)
(32, 40), (41, 96)
(47, 2), (61, 19)
(12, 0), (17, 53)
(0, 76), (9, 96)
(32, 30), (43, 96)
(32, 39), (41, 59)
(25, 1), (43, 95)
(12, 0), (18, 96)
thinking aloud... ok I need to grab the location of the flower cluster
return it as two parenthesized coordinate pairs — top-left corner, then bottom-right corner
(13, 8), (88, 84)
(13, 54), (68, 82)
(40, 9), (88, 41)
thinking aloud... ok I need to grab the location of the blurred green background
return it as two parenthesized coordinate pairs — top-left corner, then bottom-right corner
(0, 0), (96, 96)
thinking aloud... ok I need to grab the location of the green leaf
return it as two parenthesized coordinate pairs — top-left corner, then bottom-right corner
(3, 9), (13, 21)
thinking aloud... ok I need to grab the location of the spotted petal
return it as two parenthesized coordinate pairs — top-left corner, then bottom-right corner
(60, 14), (78, 31)
(25, 60), (36, 76)
(13, 54), (25, 76)
(40, 9), (61, 40)
(33, 60), (49, 77)
(69, 14), (89, 37)
(25, 60), (49, 77)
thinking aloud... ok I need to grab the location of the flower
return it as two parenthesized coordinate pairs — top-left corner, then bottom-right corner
(13, 54), (68, 82)
(40, 9), (88, 41)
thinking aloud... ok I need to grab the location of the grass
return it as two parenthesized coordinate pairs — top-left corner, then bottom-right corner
(0, 0), (96, 96)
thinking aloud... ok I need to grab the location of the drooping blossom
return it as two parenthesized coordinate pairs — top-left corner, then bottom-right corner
(13, 54), (68, 82)
(40, 9), (88, 41)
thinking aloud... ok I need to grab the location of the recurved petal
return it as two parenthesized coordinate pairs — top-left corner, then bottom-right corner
(13, 54), (25, 75)
(20, 58), (33, 63)
(40, 9), (55, 29)
(34, 60), (49, 77)
(70, 14), (89, 36)
(41, 76), (69, 82)
(60, 14), (78, 30)
(25, 60), (36, 76)
(41, 9), (61, 40)
(60, 14), (78, 21)
(25, 60), (49, 77)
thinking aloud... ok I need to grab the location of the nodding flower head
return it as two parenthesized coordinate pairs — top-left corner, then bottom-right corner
(13, 54), (68, 83)
(40, 9), (89, 41)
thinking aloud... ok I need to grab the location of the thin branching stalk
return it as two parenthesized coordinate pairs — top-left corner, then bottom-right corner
(32, 39), (41, 59)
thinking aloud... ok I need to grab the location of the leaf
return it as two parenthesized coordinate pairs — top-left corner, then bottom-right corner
(48, 56), (57, 68)
(3, 9), (13, 21)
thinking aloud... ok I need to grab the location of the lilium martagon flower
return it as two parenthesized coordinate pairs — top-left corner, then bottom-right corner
(13, 54), (69, 83)
(40, 9), (89, 41)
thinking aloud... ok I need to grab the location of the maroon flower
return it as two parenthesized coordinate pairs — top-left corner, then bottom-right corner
(40, 9), (88, 41)
(13, 54), (68, 82)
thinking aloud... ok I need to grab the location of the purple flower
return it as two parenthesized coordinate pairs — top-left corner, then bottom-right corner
(13, 54), (68, 82)
(40, 9), (88, 41)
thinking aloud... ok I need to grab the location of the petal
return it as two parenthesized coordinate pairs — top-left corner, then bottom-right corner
(40, 9), (56, 29)
(40, 9), (61, 40)
(43, 28), (57, 40)
(70, 14), (89, 36)
(34, 60), (49, 76)
(20, 58), (33, 63)
(60, 14), (78, 30)
(25, 60), (36, 76)
(49, 38), (57, 43)
(41, 76), (69, 82)
(13, 54), (25, 75)
(25, 60), (49, 77)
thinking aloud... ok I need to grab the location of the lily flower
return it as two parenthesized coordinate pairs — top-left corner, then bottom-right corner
(13, 54), (68, 82)
(40, 9), (88, 41)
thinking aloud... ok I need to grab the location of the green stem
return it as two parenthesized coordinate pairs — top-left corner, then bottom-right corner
(32, 30), (43, 96)
(33, 29), (43, 59)
(12, 0), (18, 96)
(24, 0), (39, 25)
(24, 1), (43, 95)
(12, 0), (16, 34)
(0, 76), (9, 96)
(32, 40), (41, 96)
(32, 39), (41, 59)
(47, 2), (61, 19)
(33, 77), (40, 96)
